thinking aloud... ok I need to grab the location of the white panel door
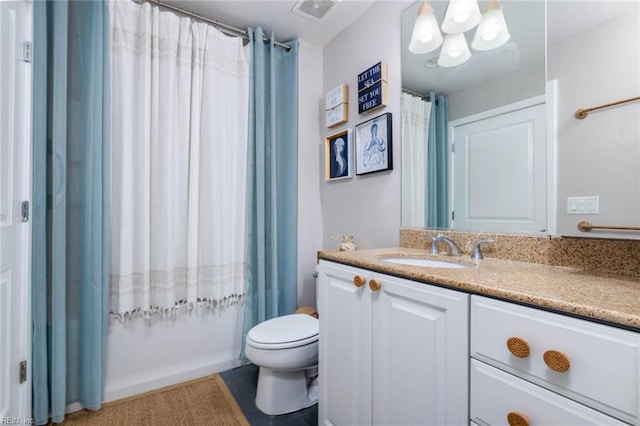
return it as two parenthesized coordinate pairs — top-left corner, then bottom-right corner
(371, 275), (469, 426)
(452, 101), (547, 233)
(0, 0), (32, 420)
(317, 261), (372, 426)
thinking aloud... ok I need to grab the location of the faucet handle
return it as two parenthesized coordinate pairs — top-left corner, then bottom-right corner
(430, 236), (440, 254)
(471, 239), (495, 260)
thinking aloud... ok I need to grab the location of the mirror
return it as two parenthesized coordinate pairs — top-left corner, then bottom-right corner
(548, 1), (640, 239)
(401, 0), (546, 233)
(401, 0), (640, 237)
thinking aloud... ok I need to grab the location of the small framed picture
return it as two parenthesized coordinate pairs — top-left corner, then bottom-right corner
(355, 112), (392, 175)
(325, 129), (353, 181)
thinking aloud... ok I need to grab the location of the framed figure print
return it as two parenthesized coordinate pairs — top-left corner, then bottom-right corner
(325, 129), (353, 181)
(355, 112), (392, 175)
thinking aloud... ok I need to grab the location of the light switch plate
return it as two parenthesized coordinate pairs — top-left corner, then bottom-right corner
(567, 196), (599, 215)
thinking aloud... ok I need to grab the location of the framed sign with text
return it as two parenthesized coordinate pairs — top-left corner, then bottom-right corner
(325, 84), (348, 128)
(357, 62), (388, 114)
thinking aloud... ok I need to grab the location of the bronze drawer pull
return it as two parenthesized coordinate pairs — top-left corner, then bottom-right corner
(507, 411), (530, 426)
(353, 275), (366, 288)
(543, 350), (570, 372)
(507, 337), (530, 359)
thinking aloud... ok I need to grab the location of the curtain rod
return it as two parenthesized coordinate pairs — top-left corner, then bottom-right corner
(143, 0), (291, 51)
(402, 88), (431, 101)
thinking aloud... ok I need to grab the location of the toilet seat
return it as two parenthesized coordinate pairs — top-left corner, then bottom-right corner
(247, 314), (319, 350)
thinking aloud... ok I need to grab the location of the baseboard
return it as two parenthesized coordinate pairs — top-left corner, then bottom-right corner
(102, 357), (242, 404)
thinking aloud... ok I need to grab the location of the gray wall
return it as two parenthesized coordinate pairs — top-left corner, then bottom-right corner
(448, 62), (545, 121)
(549, 11), (640, 238)
(321, 1), (413, 251)
(297, 39), (324, 307)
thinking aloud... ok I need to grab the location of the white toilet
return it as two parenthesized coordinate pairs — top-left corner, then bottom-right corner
(245, 313), (319, 415)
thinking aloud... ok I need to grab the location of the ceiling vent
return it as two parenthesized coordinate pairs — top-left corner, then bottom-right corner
(291, 0), (340, 22)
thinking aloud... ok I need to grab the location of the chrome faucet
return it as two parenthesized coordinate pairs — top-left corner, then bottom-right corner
(430, 234), (462, 256)
(471, 239), (494, 260)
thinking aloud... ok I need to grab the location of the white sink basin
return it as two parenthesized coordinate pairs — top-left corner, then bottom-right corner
(381, 257), (468, 269)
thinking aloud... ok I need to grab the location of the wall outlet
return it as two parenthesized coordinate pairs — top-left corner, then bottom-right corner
(567, 196), (599, 215)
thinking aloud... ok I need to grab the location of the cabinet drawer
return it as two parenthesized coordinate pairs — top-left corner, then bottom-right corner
(471, 295), (640, 424)
(471, 359), (626, 425)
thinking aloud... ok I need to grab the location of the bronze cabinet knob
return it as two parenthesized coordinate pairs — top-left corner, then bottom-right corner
(543, 350), (570, 373)
(369, 279), (381, 291)
(507, 411), (530, 426)
(506, 337), (531, 359)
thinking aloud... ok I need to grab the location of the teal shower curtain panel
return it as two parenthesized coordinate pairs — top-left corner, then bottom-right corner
(32, 1), (111, 424)
(242, 28), (299, 356)
(427, 92), (449, 229)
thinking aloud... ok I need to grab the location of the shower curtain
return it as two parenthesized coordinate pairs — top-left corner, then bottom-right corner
(242, 28), (299, 354)
(428, 92), (449, 229)
(109, 0), (249, 317)
(401, 92), (432, 227)
(32, 1), (110, 423)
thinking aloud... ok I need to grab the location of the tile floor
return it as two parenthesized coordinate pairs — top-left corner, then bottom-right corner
(220, 364), (318, 426)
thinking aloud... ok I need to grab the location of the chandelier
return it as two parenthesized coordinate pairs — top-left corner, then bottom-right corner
(408, 0), (510, 67)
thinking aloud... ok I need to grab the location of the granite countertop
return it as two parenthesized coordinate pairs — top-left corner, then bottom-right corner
(318, 247), (640, 331)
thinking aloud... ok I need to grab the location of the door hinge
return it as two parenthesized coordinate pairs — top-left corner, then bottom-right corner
(22, 41), (32, 63)
(451, 143), (455, 153)
(21, 201), (29, 222)
(19, 361), (27, 384)
(451, 211), (455, 221)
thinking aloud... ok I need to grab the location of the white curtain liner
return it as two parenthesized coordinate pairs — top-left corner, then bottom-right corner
(109, 0), (249, 319)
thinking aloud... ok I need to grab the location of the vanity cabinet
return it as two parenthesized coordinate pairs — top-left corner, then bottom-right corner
(470, 295), (640, 425)
(316, 260), (469, 426)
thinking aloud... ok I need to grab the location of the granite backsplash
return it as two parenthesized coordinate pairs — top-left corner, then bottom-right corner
(400, 228), (640, 277)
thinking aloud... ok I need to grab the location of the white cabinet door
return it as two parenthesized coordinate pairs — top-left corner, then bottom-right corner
(318, 261), (373, 426)
(318, 260), (470, 426)
(372, 275), (469, 426)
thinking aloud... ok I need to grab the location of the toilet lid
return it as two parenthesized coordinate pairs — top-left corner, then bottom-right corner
(247, 314), (318, 348)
